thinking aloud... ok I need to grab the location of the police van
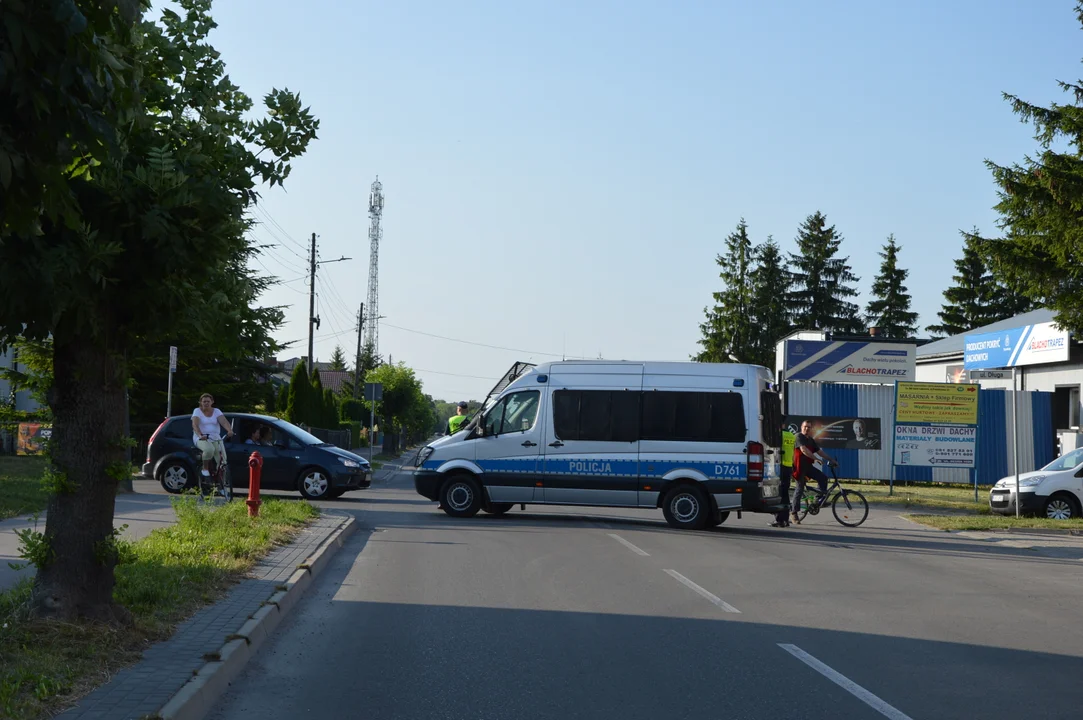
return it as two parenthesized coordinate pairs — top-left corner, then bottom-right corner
(413, 361), (784, 530)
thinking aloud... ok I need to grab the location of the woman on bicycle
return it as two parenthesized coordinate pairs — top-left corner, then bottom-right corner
(192, 393), (234, 478)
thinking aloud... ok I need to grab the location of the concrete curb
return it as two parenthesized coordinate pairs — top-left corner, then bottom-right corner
(157, 512), (357, 720)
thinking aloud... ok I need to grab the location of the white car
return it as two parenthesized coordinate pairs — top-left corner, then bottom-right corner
(989, 448), (1083, 519)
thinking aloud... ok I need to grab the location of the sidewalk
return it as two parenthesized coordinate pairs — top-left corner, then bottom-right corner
(54, 511), (353, 720)
(0, 492), (179, 592)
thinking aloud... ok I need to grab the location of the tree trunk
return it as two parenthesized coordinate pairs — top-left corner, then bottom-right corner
(32, 330), (131, 625)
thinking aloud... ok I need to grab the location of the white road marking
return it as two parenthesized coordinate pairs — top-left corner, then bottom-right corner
(778, 644), (914, 720)
(607, 533), (649, 556)
(663, 569), (740, 613)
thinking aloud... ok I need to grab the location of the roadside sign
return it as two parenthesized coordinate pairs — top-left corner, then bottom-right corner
(784, 340), (916, 383)
(169, 346), (178, 372)
(895, 381), (979, 426)
(893, 424), (977, 468)
(364, 382), (383, 401)
(964, 321), (1069, 370)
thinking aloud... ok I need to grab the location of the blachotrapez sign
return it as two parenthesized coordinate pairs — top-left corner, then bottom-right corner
(784, 341), (916, 383)
(963, 321), (1070, 370)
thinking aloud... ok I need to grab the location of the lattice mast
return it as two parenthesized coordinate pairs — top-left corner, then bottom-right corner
(363, 177), (384, 357)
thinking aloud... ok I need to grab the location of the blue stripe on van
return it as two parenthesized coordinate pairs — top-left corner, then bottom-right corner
(822, 382), (860, 478)
(428, 457), (749, 481)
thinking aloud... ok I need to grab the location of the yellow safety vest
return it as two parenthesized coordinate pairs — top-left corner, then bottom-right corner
(781, 430), (795, 468)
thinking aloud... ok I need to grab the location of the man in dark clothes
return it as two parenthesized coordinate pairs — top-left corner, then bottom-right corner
(791, 419), (837, 525)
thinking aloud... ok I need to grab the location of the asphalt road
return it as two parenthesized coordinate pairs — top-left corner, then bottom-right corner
(206, 466), (1083, 720)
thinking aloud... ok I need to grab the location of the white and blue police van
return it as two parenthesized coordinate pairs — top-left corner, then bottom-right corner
(413, 361), (784, 530)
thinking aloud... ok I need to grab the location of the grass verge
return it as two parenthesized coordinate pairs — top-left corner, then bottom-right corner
(841, 480), (990, 514)
(0, 457), (48, 521)
(904, 513), (1083, 532)
(0, 496), (318, 720)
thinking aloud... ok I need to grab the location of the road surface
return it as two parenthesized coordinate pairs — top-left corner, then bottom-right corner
(206, 466), (1083, 719)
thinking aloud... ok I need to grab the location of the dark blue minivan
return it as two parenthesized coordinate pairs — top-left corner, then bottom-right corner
(141, 412), (371, 500)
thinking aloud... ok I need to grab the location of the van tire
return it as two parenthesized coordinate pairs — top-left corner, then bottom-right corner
(484, 502), (514, 516)
(662, 484), (709, 530)
(441, 475), (483, 518)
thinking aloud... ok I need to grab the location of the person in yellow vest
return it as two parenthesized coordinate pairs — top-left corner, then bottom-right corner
(446, 401), (470, 435)
(771, 420), (796, 527)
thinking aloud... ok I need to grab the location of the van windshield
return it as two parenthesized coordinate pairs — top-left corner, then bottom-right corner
(1043, 448), (1083, 472)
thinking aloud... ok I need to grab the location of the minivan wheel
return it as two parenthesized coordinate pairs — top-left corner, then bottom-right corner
(441, 475), (482, 518)
(1044, 493), (1079, 520)
(483, 502), (514, 516)
(159, 461), (192, 494)
(711, 511), (731, 527)
(662, 485), (709, 530)
(298, 469), (332, 500)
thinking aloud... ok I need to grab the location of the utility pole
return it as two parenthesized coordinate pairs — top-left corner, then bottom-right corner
(353, 302), (364, 400)
(305, 231), (351, 373)
(307, 232), (317, 371)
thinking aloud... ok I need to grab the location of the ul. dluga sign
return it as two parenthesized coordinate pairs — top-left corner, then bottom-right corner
(783, 340), (916, 383)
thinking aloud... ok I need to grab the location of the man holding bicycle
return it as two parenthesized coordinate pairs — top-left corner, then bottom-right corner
(792, 420), (837, 525)
(192, 393), (234, 478)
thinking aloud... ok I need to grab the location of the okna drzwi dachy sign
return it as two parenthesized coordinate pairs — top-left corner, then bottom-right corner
(893, 382), (978, 468)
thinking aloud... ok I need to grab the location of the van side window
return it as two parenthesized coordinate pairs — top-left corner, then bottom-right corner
(641, 391), (745, 442)
(486, 391), (541, 435)
(553, 390), (640, 442)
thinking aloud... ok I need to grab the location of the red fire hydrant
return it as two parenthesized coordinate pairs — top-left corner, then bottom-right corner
(247, 451), (263, 518)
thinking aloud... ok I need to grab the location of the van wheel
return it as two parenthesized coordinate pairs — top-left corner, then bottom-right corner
(1044, 493), (1080, 520)
(711, 511), (731, 527)
(484, 502), (514, 516)
(298, 468), (332, 500)
(441, 475), (482, 517)
(662, 485), (709, 530)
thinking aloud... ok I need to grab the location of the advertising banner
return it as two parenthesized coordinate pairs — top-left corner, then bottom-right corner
(16, 422), (52, 456)
(893, 424), (977, 468)
(895, 382), (979, 426)
(945, 365), (966, 384)
(784, 416), (882, 450)
(963, 321), (1070, 370)
(784, 340), (915, 383)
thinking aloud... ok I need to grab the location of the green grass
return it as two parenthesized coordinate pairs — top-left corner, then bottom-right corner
(904, 513), (1083, 532)
(0, 458), (49, 521)
(841, 480), (991, 514)
(0, 496), (318, 719)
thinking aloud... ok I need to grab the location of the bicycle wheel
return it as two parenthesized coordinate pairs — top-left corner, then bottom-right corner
(218, 465), (233, 502)
(832, 489), (869, 527)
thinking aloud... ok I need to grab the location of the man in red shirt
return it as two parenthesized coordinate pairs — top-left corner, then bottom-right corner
(792, 420), (838, 524)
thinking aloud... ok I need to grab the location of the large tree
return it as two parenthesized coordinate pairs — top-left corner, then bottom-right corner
(926, 233), (1030, 337)
(747, 237), (791, 369)
(865, 235), (918, 338)
(695, 219), (755, 363)
(329, 345), (348, 372)
(0, 0), (143, 236)
(787, 212), (863, 334)
(0, 0), (318, 621)
(973, 2), (1083, 336)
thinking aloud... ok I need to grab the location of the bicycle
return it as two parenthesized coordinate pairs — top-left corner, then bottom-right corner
(196, 437), (233, 502)
(791, 463), (868, 527)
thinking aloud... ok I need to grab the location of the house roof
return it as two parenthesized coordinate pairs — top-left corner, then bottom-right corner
(278, 357), (334, 373)
(917, 308), (1059, 360)
(319, 371), (350, 394)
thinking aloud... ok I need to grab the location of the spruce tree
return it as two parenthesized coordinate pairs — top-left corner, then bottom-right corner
(695, 219), (755, 363)
(865, 235), (918, 338)
(747, 237), (791, 368)
(786, 212), (863, 334)
(311, 366), (326, 427)
(329, 345), (348, 372)
(975, 3), (1083, 335)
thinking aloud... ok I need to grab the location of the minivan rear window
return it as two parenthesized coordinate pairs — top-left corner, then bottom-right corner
(165, 418), (191, 438)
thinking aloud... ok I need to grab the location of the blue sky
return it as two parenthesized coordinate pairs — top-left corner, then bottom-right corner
(200, 0), (1082, 402)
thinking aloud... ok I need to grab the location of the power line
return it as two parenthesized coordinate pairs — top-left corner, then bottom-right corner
(250, 204), (309, 257)
(379, 321), (585, 358)
(412, 367), (502, 380)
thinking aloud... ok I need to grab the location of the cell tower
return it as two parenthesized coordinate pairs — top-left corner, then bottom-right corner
(363, 177), (384, 357)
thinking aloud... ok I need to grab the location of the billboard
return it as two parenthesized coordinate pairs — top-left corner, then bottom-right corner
(16, 422), (52, 456)
(895, 382), (979, 426)
(964, 321), (1070, 370)
(784, 416), (882, 450)
(893, 424), (977, 467)
(784, 341), (915, 383)
(945, 365), (967, 384)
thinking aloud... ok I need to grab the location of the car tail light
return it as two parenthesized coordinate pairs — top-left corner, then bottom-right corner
(146, 418), (167, 462)
(747, 441), (764, 482)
